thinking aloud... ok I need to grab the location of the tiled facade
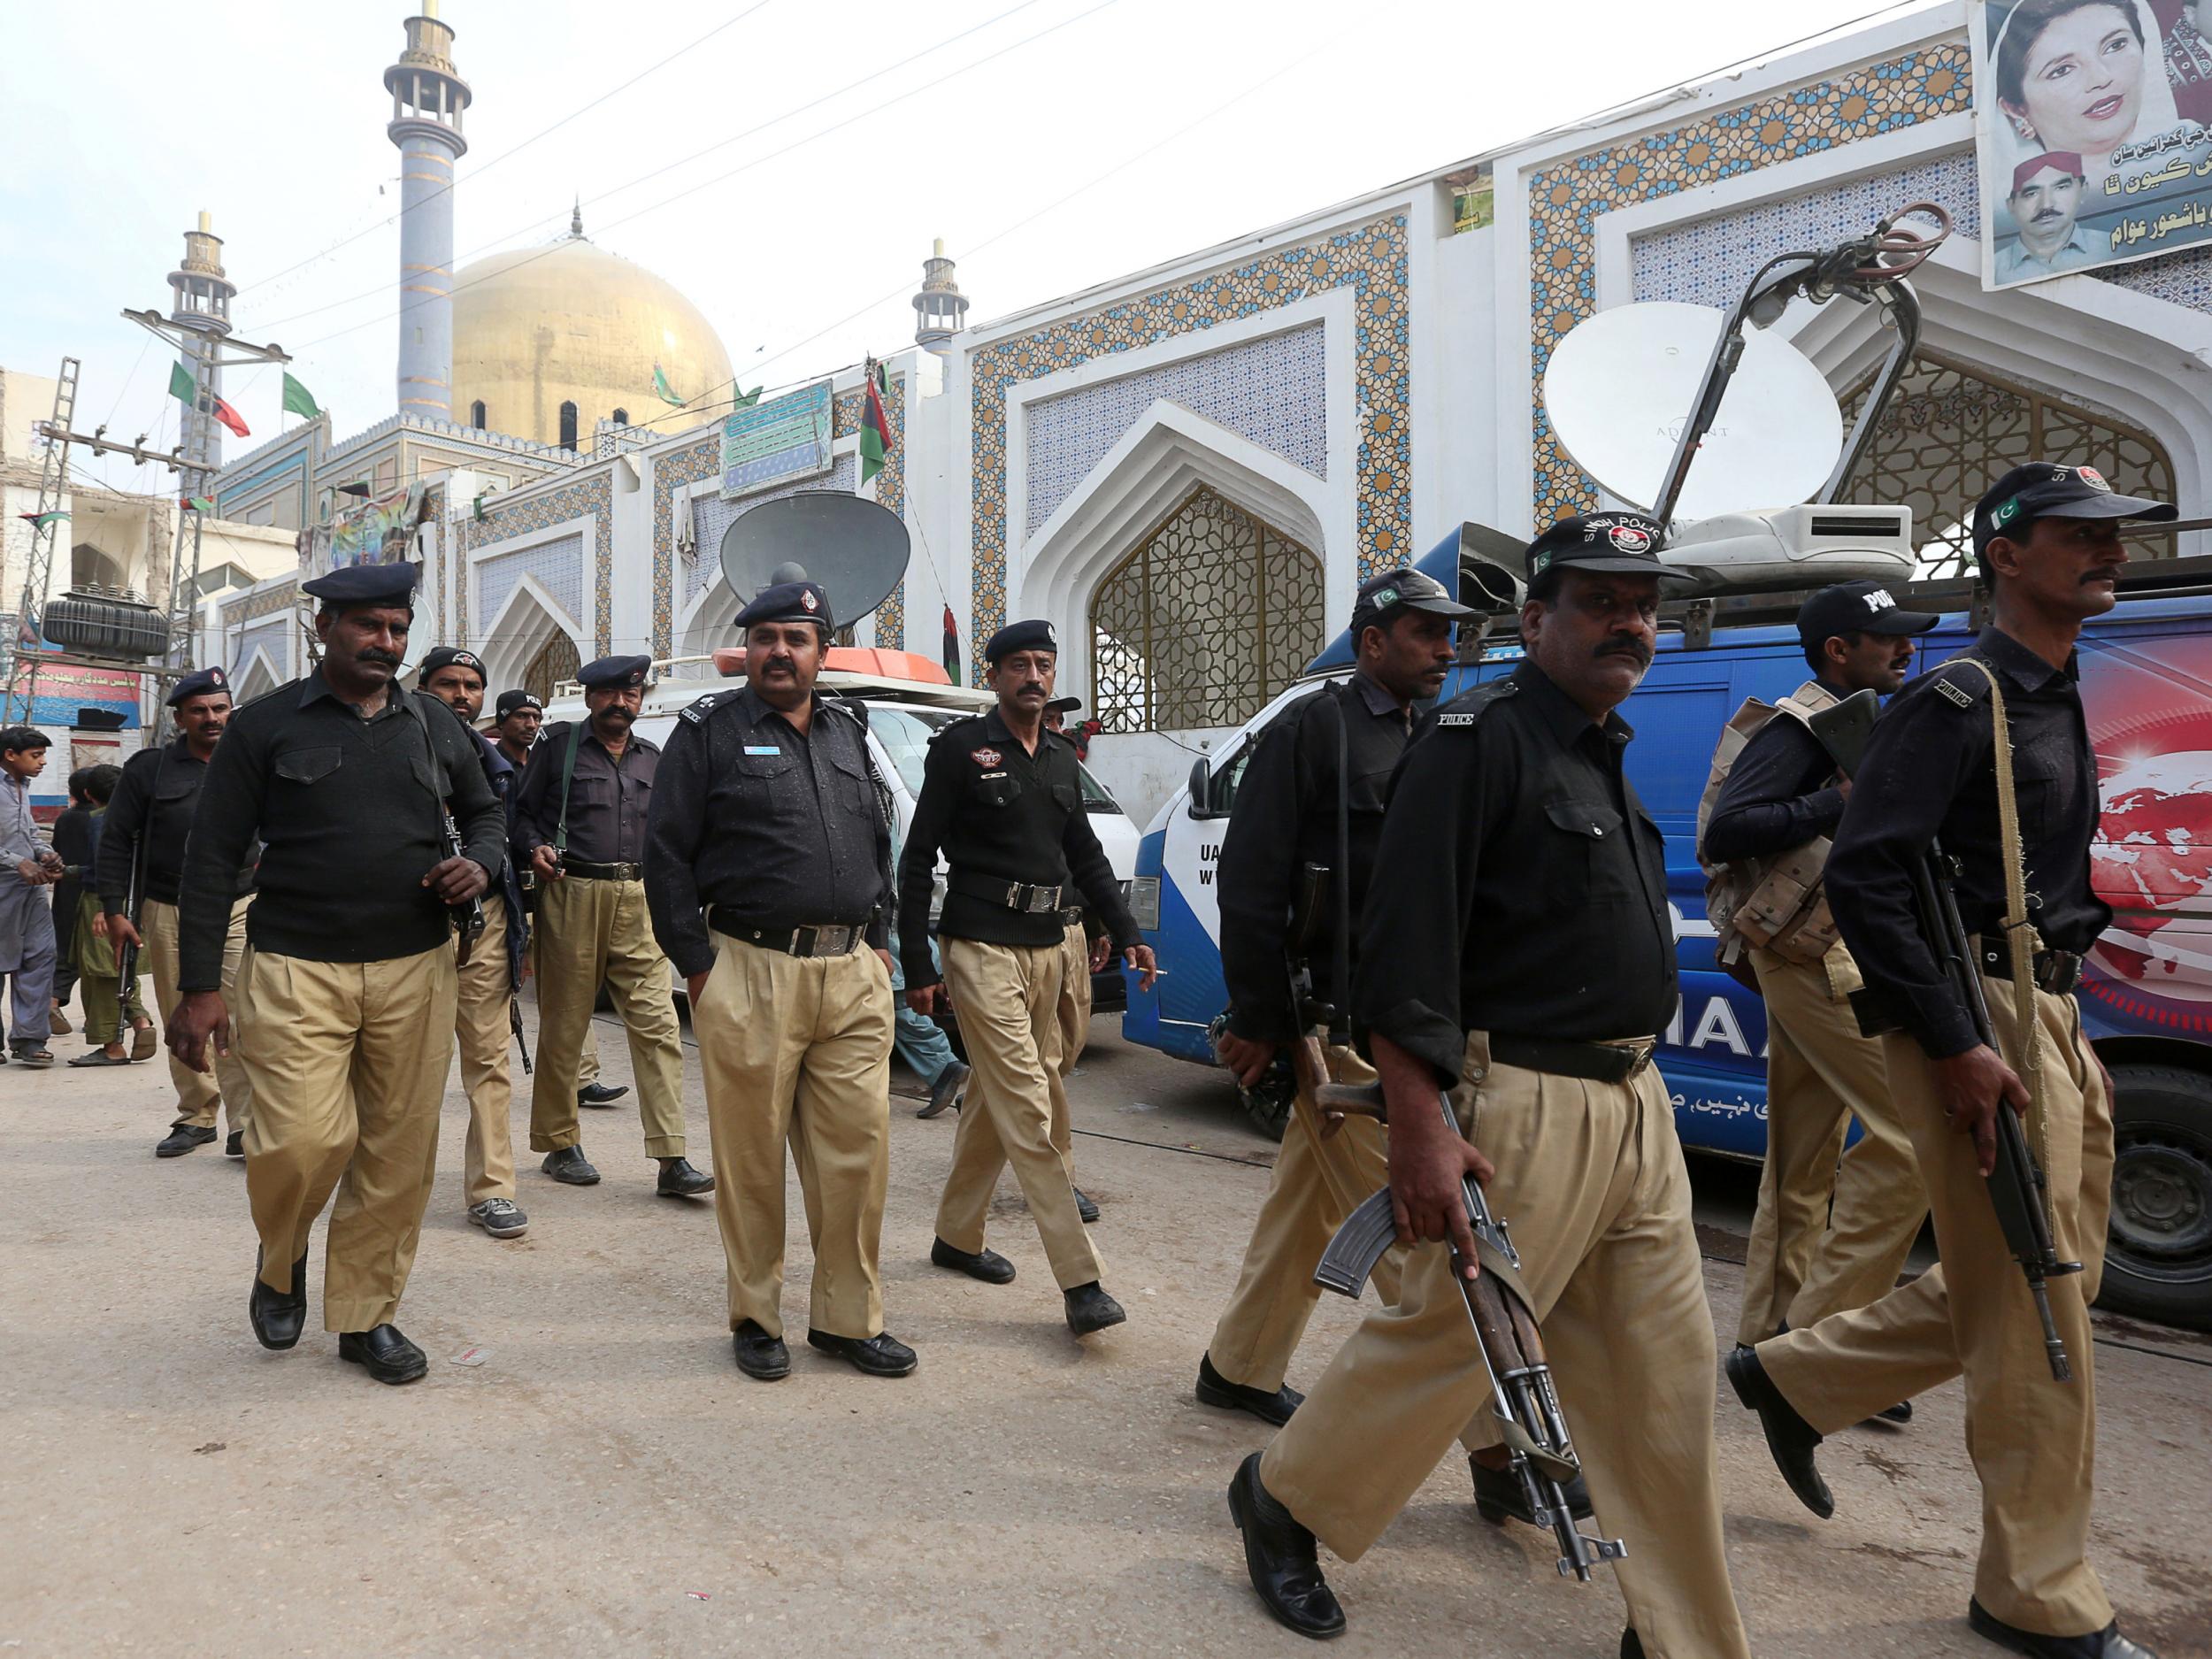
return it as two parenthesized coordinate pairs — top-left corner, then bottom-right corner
(457, 471), (614, 653)
(478, 532), (586, 633)
(970, 213), (1409, 675)
(685, 455), (862, 604)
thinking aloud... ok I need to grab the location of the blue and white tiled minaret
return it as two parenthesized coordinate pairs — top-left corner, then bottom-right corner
(385, 2), (471, 421)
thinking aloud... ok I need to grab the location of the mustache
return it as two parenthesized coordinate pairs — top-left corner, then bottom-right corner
(2081, 569), (2120, 584)
(1596, 638), (1654, 666)
(597, 704), (636, 719)
(356, 648), (403, 669)
(1014, 682), (1047, 697)
(2032, 208), (2066, 225)
(759, 657), (796, 674)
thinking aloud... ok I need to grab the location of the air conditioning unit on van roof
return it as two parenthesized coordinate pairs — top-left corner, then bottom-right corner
(1661, 503), (1916, 593)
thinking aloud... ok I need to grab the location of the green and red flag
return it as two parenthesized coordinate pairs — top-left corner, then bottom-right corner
(280, 373), (320, 422)
(17, 511), (66, 530)
(168, 361), (250, 438)
(859, 359), (892, 487)
(180, 495), (216, 514)
(941, 603), (961, 687)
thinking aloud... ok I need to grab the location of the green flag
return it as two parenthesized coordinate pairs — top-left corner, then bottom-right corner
(180, 495), (215, 514)
(859, 360), (891, 487)
(280, 373), (320, 420)
(17, 511), (67, 530)
(652, 363), (684, 407)
(168, 361), (196, 403)
(734, 385), (763, 408)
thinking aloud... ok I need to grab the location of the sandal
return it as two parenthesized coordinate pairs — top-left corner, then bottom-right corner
(131, 1022), (157, 1062)
(68, 1049), (133, 1068)
(13, 1049), (55, 1069)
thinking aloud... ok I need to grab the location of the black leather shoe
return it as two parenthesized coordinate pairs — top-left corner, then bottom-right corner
(657, 1156), (715, 1196)
(338, 1325), (428, 1385)
(1726, 1345), (1832, 1519)
(541, 1146), (601, 1185)
(1471, 1454), (1594, 1526)
(1196, 1352), (1303, 1426)
(733, 1319), (791, 1381)
(1870, 1399), (1914, 1425)
(808, 1329), (918, 1377)
(918, 1061), (969, 1119)
(1074, 1187), (1100, 1224)
(1228, 1452), (1345, 1640)
(577, 1082), (629, 1107)
(156, 1122), (217, 1158)
(1064, 1281), (1125, 1336)
(1622, 1631), (1645, 1659)
(1969, 1601), (2157, 1658)
(226, 1130), (244, 1158)
(931, 1236), (1015, 1283)
(249, 1248), (310, 1351)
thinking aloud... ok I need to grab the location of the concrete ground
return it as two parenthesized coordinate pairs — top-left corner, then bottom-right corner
(4, 1009), (2209, 1659)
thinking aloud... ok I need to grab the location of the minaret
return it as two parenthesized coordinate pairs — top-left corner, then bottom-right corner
(167, 211), (236, 470)
(385, 1), (472, 421)
(913, 239), (970, 357)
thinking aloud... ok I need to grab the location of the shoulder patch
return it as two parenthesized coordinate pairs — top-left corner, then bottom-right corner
(1436, 712), (1479, 727)
(1933, 679), (1975, 709)
(1927, 656), (1995, 710)
(819, 695), (869, 730)
(678, 693), (725, 726)
(1432, 679), (1518, 732)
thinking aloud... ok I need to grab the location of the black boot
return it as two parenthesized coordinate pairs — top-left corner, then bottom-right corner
(1064, 1281), (1125, 1336)
(1195, 1352), (1303, 1426)
(931, 1236), (1015, 1284)
(1227, 1452), (1345, 1640)
(656, 1156), (714, 1196)
(156, 1122), (217, 1158)
(541, 1146), (600, 1185)
(1725, 1345), (1832, 1518)
(249, 1248), (310, 1351)
(732, 1319), (791, 1382)
(1968, 1602), (2159, 1658)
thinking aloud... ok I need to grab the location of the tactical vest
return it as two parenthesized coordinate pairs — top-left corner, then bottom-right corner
(1694, 679), (1843, 969)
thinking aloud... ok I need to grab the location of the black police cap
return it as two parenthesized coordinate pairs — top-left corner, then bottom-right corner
(1351, 567), (1478, 633)
(300, 560), (420, 610)
(1796, 581), (1938, 649)
(733, 580), (833, 632)
(985, 618), (1057, 664)
(495, 689), (543, 720)
(578, 654), (651, 690)
(417, 646), (487, 684)
(1973, 462), (2176, 555)
(1524, 513), (1682, 583)
(165, 666), (230, 708)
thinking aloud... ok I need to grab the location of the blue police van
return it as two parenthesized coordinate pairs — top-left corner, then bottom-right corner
(1121, 533), (2212, 1331)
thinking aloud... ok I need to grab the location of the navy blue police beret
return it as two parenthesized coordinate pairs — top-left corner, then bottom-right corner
(300, 560), (420, 610)
(165, 665), (229, 708)
(578, 654), (652, 690)
(417, 646), (487, 683)
(733, 580), (833, 632)
(984, 618), (1057, 664)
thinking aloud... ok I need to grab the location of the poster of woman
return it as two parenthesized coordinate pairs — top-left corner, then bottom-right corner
(1974, 0), (2212, 287)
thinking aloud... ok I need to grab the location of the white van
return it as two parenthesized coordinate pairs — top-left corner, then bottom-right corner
(541, 655), (1142, 1011)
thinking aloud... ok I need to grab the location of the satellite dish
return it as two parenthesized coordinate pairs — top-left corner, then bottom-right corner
(718, 494), (910, 626)
(1543, 302), (1843, 522)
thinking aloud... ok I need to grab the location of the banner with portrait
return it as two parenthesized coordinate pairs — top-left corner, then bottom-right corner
(1973, 0), (2212, 288)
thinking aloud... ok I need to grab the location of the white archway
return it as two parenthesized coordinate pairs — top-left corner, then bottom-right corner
(480, 580), (586, 704)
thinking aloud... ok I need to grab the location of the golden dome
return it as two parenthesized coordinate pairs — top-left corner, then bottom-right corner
(449, 227), (733, 448)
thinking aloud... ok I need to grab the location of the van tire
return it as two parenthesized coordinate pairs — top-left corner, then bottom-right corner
(2099, 1063), (2212, 1333)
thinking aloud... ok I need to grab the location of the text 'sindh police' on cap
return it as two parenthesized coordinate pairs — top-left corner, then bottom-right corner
(1972, 463), (2176, 554)
(495, 689), (543, 719)
(1795, 581), (1939, 649)
(1524, 512), (1682, 582)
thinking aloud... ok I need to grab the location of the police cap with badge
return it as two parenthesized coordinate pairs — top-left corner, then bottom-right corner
(1350, 567), (1477, 634)
(577, 654), (652, 690)
(495, 689), (543, 721)
(165, 665), (229, 708)
(417, 645), (487, 686)
(984, 618), (1056, 664)
(300, 560), (420, 611)
(1972, 463), (2176, 562)
(734, 580), (833, 633)
(1796, 581), (1938, 651)
(1523, 512), (1688, 585)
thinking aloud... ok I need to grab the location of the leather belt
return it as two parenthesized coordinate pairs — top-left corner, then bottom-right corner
(949, 870), (1067, 915)
(1978, 936), (2085, 996)
(563, 858), (643, 881)
(1490, 1033), (1657, 1085)
(718, 921), (866, 959)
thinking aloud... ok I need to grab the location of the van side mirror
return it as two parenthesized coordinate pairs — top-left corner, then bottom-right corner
(1187, 757), (1217, 819)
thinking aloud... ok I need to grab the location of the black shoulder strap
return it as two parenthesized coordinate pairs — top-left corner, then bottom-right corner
(556, 720), (582, 856)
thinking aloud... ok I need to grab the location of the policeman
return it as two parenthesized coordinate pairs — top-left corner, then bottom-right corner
(511, 655), (708, 1197)
(1701, 582), (1938, 1368)
(645, 580), (911, 1380)
(900, 619), (1156, 1336)
(1202, 566), (1567, 1521)
(97, 667), (257, 1158)
(1228, 515), (1749, 1657)
(1730, 465), (2172, 1659)
(167, 561), (505, 1385)
(416, 647), (529, 1240)
(488, 685), (623, 1110)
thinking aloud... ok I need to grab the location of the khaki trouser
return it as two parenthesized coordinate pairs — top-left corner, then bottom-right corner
(694, 934), (895, 1340)
(144, 896), (254, 1135)
(1737, 945), (1927, 1344)
(236, 942), (458, 1333)
(1056, 920), (1092, 1080)
(1261, 1034), (1749, 1659)
(455, 902), (518, 1206)
(528, 875), (686, 1158)
(936, 936), (1104, 1291)
(525, 930), (603, 1085)
(1761, 980), (2113, 1638)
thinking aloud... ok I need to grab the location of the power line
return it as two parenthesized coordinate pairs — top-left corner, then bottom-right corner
(234, 0), (779, 299)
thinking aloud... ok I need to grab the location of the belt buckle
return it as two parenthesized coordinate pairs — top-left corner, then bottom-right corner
(1620, 1040), (1655, 1079)
(1025, 886), (1060, 915)
(816, 925), (852, 956)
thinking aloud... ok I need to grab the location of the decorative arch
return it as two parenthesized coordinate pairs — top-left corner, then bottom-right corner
(470, 400), (488, 430)
(1089, 485), (1325, 734)
(233, 650), (280, 705)
(480, 580), (584, 703)
(71, 542), (126, 591)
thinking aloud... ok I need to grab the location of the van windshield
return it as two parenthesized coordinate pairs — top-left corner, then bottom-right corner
(868, 704), (1120, 810)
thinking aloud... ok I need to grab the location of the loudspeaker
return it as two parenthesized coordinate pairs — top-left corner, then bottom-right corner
(718, 494), (910, 627)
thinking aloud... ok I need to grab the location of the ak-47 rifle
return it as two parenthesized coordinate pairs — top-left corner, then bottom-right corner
(115, 747), (165, 1016)
(1279, 862), (1339, 1114)
(1312, 1082), (1626, 1581)
(417, 710), (485, 970)
(1808, 687), (2082, 1381)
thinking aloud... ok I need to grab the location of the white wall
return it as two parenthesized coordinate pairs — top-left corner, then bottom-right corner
(1085, 725), (1238, 825)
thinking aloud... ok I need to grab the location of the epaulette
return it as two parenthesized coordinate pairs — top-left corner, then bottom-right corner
(820, 695), (870, 730)
(1926, 657), (1996, 711)
(678, 694), (727, 726)
(1432, 678), (1519, 730)
(927, 712), (986, 747)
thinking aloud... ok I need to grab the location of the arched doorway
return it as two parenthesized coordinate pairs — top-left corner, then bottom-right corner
(1839, 351), (2177, 579)
(1088, 484), (1324, 733)
(522, 631), (581, 704)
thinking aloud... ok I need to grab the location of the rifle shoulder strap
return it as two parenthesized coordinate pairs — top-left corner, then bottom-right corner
(555, 719), (582, 856)
(1946, 657), (2055, 1220)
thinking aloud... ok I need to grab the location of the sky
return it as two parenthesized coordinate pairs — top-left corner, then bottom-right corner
(3, 0), (1930, 495)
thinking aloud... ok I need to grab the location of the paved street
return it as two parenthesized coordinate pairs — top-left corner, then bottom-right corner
(4, 1011), (2209, 1658)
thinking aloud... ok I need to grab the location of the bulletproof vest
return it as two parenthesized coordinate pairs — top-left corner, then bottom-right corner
(1694, 679), (1842, 968)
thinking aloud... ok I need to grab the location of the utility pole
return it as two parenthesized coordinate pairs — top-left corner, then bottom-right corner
(1, 359), (81, 725)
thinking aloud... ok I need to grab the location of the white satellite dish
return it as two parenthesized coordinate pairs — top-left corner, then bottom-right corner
(1543, 302), (1844, 523)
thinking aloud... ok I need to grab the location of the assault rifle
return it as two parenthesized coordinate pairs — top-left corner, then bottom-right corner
(1283, 862), (1340, 1127)
(1809, 687), (2081, 1381)
(1312, 1083), (1626, 1581)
